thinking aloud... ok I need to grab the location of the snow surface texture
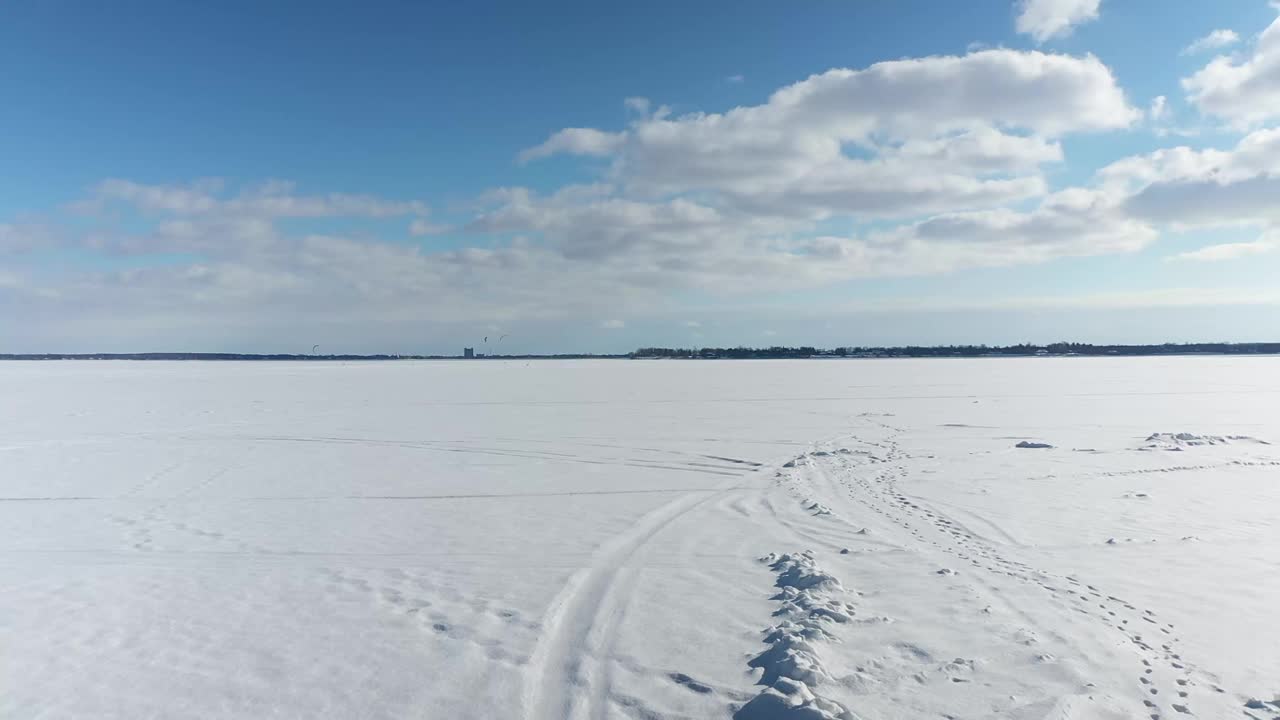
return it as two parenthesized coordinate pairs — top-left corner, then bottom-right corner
(3, 358), (1280, 719)
(1140, 432), (1270, 451)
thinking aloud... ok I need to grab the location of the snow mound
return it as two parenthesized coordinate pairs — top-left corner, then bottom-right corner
(774, 587), (856, 624)
(1244, 697), (1280, 712)
(1140, 432), (1269, 451)
(741, 552), (858, 720)
(765, 552), (844, 593)
(734, 677), (856, 720)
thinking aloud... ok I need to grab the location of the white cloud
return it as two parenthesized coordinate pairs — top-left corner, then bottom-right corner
(0, 223), (55, 254)
(519, 49), (1131, 225)
(1183, 15), (1280, 126)
(1169, 235), (1276, 261)
(469, 187), (752, 261)
(92, 179), (428, 219)
(838, 286), (1280, 311)
(726, 74), (745, 84)
(1105, 128), (1280, 228)
(1015, 0), (1101, 42)
(623, 97), (650, 114)
(1128, 176), (1280, 228)
(684, 320), (702, 328)
(1149, 95), (1168, 121)
(894, 126), (1064, 171)
(867, 188), (1156, 272)
(600, 319), (626, 329)
(528, 50), (1134, 159)
(3, 49), (1177, 350)
(464, 51), (1144, 293)
(94, 178), (222, 214)
(1182, 29), (1241, 56)
(409, 218), (449, 236)
(517, 128), (626, 163)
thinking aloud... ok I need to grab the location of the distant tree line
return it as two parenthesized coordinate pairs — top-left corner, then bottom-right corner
(633, 346), (821, 359)
(630, 342), (1280, 359)
(3, 342), (1280, 362)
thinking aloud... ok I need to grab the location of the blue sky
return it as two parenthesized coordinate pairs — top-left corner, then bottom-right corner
(3, 0), (1280, 353)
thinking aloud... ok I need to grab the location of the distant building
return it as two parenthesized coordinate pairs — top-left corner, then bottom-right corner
(463, 347), (474, 359)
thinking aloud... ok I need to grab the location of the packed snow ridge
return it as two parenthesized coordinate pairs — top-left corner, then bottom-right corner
(737, 552), (858, 720)
(1141, 432), (1269, 451)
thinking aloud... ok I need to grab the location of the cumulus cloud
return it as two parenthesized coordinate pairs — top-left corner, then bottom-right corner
(903, 126), (1064, 168)
(1105, 128), (1280, 228)
(1183, 14), (1280, 126)
(1015, 0), (1102, 42)
(6, 48), (1209, 350)
(460, 49), (1146, 295)
(517, 128), (626, 163)
(4, 219), (662, 344)
(1182, 29), (1241, 55)
(526, 51), (1134, 161)
(0, 223), (56, 255)
(1149, 95), (1168, 121)
(1169, 234), (1277, 262)
(93, 178), (222, 214)
(1127, 176), (1280, 228)
(17, 181), (631, 344)
(409, 218), (449, 236)
(518, 49), (1132, 225)
(866, 188), (1156, 272)
(468, 187), (757, 262)
(91, 179), (428, 219)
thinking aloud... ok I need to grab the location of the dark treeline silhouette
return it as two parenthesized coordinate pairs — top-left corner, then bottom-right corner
(635, 346), (820, 359)
(3, 343), (1279, 361)
(632, 342), (1280, 359)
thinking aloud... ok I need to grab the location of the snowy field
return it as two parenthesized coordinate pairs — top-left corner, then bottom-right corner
(2, 358), (1279, 720)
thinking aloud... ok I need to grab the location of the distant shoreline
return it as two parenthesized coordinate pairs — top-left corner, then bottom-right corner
(3, 343), (1279, 361)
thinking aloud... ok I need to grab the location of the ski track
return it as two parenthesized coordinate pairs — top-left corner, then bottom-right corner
(235, 434), (752, 477)
(66, 417), (1271, 719)
(521, 413), (1257, 719)
(525, 474), (750, 720)
(765, 417), (1250, 720)
(120, 417), (1269, 719)
(523, 429), (862, 720)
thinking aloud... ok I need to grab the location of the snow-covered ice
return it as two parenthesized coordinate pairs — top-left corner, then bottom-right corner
(3, 357), (1280, 719)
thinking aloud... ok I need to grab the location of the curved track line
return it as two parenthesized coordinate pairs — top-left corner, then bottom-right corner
(523, 474), (748, 720)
